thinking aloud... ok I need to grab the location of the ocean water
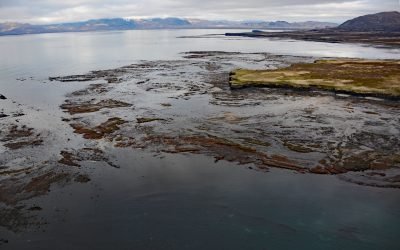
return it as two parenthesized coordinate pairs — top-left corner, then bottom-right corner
(0, 29), (399, 250)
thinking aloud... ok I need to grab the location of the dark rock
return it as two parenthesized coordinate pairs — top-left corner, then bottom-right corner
(0, 239), (8, 244)
(13, 112), (25, 117)
(75, 174), (91, 183)
(28, 206), (42, 211)
(0, 94), (6, 100)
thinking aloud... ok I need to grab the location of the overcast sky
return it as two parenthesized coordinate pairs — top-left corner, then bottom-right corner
(0, 0), (398, 24)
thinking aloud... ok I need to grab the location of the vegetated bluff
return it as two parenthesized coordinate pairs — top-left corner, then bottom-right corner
(337, 11), (400, 32)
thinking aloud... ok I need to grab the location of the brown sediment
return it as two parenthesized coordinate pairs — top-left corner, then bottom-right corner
(60, 99), (131, 115)
(240, 138), (272, 148)
(0, 125), (33, 141)
(74, 174), (91, 183)
(160, 103), (172, 107)
(1, 147), (116, 205)
(230, 59), (400, 98)
(136, 134), (309, 173)
(0, 170), (72, 205)
(59, 149), (103, 167)
(114, 137), (138, 148)
(59, 151), (80, 167)
(322, 150), (400, 172)
(338, 173), (400, 189)
(310, 166), (346, 175)
(58, 148), (120, 169)
(115, 129), (399, 176)
(4, 139), (43, 150)
(182, 51), (243, 59)
(70, 117), (127, 140)
(49, 74), (97, 82)
(349, 154), (400, 171)
(136, 117), (166, 124)
(23, 172), (70, 194)
(310, 152), (400, 175)
(0, 167), (34, 176)
(283, 141), (315, 153)
(49, 70), (123, 83)
(69, 83), (109, 96)
(0, 125), (43, 150)
(265, 155), (308, 172)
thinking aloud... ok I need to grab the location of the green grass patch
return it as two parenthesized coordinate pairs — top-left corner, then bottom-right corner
(229, 59), (400, 97)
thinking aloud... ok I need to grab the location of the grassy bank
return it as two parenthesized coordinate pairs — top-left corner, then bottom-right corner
(229, 59), (400, 98)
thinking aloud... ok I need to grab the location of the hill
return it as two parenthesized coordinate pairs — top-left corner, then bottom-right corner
(0, 19), (136, 35)
(338, 11), (400, 32)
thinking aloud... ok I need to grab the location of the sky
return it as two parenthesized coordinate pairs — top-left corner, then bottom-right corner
(0, 0), (398, 24)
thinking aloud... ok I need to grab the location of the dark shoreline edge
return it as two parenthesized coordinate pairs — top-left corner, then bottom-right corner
(230, 83), (400, 101)
(228, 73), (400, 101)
(225, 30), (400, 48)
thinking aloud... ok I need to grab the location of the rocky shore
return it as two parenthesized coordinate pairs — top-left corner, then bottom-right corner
(47, 51), (400, 185)
(1, 51), (399, 236)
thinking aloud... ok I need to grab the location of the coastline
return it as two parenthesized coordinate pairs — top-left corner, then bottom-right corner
(226, 30), (400, 48)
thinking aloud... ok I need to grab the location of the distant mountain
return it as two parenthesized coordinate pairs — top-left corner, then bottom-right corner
(267, 21), (337, 29)
(135, 17), (191, 28)
(0, 18), (136, 35)
(337, 11), (400, 32)
(0, 22), (31, 33)
(0, 17), (338, 36)
(291, 21), (339, 29)
(186, 19), (336, 29)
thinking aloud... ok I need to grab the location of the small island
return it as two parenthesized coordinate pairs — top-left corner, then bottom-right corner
(229, 59), (400, 98)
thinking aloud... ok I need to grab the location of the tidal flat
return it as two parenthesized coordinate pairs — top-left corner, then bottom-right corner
(44, 51), (400, 184)
(0, 30), (400, 249)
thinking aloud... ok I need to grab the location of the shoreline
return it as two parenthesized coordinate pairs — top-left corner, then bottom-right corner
(226, 30), (400, 48)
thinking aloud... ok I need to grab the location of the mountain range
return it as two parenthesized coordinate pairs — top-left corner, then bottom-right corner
(0, 17), (337, 36)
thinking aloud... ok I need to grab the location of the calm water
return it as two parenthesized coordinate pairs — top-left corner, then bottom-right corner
(0, 30), (400, 249)
(1, 29), (400, 106)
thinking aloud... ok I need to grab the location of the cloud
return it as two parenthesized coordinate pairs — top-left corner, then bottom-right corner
(0, 0), (398, 24)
